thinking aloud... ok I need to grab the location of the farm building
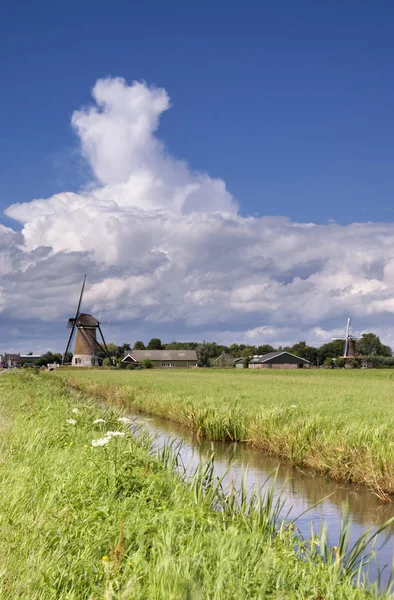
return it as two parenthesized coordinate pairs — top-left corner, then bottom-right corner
(234, 357), (244, 369)
(20, 353), (42, 362)
(248, 351), (310, 369)
(3, 353), (21, 366)
(122, 349), (198, 368)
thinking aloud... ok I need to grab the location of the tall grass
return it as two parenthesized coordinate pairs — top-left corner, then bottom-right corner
(60, 368), (394, 496)
(1, 371), (393, 598)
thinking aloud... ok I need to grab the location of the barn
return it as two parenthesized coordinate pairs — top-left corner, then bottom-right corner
(122, 349), (198, 368)
(248, 351), (310, 369)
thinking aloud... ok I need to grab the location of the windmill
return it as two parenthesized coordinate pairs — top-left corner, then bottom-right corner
(332, 317), (358, 358)
(63, 276), (113, 366)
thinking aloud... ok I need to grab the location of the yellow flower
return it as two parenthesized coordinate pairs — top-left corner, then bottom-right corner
(102, 555), (109, 561)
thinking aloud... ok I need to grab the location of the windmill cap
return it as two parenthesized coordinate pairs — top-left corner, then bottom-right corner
(77, 313), (99, 327)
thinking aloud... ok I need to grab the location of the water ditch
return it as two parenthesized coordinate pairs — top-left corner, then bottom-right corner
(126, 408), (394, 588)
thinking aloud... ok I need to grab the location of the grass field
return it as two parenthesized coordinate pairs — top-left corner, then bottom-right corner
(59, 368), (394, 496)
(0, 371), (392, 599)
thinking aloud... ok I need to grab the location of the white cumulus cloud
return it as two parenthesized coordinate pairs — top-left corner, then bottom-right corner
(2, 76), (394, 352)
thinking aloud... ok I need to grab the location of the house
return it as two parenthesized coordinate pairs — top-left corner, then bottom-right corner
(234, 357), (244, 369)
(20, 354), (42, 363)
(4, 353), (21, 367)
(248, 351), (310, 369)
(122, 349), (198, 368)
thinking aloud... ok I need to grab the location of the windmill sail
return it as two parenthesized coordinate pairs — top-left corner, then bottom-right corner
(63, 275), (114, 367)
(63, 275), (86, 363)
(332, 317), (358, 358)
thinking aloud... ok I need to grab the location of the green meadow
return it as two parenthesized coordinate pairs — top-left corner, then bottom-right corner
(0, 371), (392, 599)
(60, 368), (394, 496)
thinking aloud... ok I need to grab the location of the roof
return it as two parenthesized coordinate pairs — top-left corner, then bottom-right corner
(248, 351), (310, 364)
(77, 313), (99, 327)
(233, 357), (244, 363)
(123, 349), (197, 362)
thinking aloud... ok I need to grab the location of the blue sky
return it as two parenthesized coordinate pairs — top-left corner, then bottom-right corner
(3, 1), (394, 353)
(2, 1), (394, 225)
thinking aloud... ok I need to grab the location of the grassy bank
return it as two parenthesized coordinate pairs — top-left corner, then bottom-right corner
(0, 371), (390, 599)
(58, 368), (394, 497)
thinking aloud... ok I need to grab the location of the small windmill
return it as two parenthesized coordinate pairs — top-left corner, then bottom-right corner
(63, 276), (113, 366)
(332, 317), (358, 358)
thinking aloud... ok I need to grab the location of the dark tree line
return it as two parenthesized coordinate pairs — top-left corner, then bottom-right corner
(32, 331), (392, 367)
(124, 333), (392, 366)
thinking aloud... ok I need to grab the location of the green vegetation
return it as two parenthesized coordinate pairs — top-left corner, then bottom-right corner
(1, 372), (392, 598)
(60, 368), (394, 496)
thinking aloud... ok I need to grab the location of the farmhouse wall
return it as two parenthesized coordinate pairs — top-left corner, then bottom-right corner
(150, 360), (197, 368)
(123, 350), (197, 368)
(248, 362), (309, 370)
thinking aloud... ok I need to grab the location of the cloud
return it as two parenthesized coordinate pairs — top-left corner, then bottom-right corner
(2, 76), (394, 352)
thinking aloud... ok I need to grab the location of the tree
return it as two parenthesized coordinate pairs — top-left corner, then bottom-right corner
(196, 343), (211, 367)
(133, 341), (145, 350)
(164, 341), (198, 350)
(63, 351), (73, 364)
(229, 344), (242, 358)
(118, 343), (131, 357)
(141, 359), (153, 369)
(380, 344), (393, 357)
(105, 343), (119, 357)
(147, 338), (163, 350)
(35, 351), (63, 367)
(288, 341), (318, 365)
(241, 346), (257, 359)
(255, 344), (276, 355)
(229, 344), (257, 358)
(318, 340), (345, 364)
(356, 333), (392, 357)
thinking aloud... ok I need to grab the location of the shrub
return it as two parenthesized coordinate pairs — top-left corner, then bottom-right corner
(141, 359), (153, 369)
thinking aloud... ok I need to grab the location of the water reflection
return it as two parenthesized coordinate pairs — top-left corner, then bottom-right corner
(129, 410), (394, 584)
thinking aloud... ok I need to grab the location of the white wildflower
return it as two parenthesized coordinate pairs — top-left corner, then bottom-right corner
(66, 419), (77, 425)
(117, 417), (132, 424)
(71, 408), (79, 414)
(93, 418), (106, 424)
(105, 431), (126, 438)
(91, 437), (111, 447)
(290, 405), (297, 408)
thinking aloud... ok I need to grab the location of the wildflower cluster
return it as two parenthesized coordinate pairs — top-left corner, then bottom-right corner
(91, 431), (126, 448)
(66, 408), (80, 425)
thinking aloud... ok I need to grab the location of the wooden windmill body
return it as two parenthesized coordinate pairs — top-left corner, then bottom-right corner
(72, 313), (101, 366)
(63, 276), (113, 367)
